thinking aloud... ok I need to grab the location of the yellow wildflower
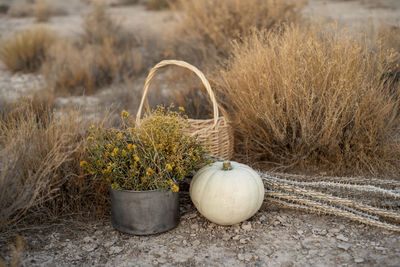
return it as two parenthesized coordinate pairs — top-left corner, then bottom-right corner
(111, 148), (119, 157)
(87, 136), (94, 141)
(89, 124), (95, 130)
(80, 161), (88, 167)
(122, 149), (127, 157)
(146, 167), (154, 176)
(102, 166), (111, 174)
(83, 146), (88, 152)
(171, 184), (179, 192)
(97, 161), (103, 167)
(141, 177), (147, 183)
(117, 132), (123, 139)
(166, 163), (173, 171)
(133, 154), (140, 162)
(121, 110), (130, 119)
(127, 144), (133, 151)
(105, 151), (109, 157)
(107, 144), (113, 150)
(106, 177), (111, 183)
(178, 106), (185, 111)
(168, 179), (174, 185)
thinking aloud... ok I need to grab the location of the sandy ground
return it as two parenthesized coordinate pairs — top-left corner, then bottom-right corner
(1, 0), (400, 266)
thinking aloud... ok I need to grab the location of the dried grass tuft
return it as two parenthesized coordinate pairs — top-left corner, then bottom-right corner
(7, 2), (32, 17)
(147, 0), (172, 10)
(0, 97), (109, 230)
(42, 2), (142, 95)
(216, 25), (400, 177)
(33, 0), (58, 22)
(0, 27), (55, 73)
(82, 1), (136, 48)
(169, 0), (304, 67)
(43, 40), (140, 95)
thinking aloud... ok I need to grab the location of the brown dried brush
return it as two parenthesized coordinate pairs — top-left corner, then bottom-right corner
(0, 27), (55, 73)
(42, 40), (139, 95)
(169, 0), (305, 67)
(0, 99), (107, 229)
(215, 25), (400, 177)
(82, 0), (135, 48)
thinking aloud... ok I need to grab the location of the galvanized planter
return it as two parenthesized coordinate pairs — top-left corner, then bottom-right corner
(110, 188), (180, 235)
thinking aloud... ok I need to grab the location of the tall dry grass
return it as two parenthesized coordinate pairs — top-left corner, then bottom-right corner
(169, 0), (304, 67)
(216, 25), (400, 177)
(0, 27), (55, 73)
(42, 40), (139, 95)
(0, 98), (109, 230)
(42, 2), (142, 95)
(33, 0), (59, 22)
(82, 1), (136, 48)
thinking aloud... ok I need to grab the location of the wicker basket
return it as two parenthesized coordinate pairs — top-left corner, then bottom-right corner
(136, 60), (234, 160)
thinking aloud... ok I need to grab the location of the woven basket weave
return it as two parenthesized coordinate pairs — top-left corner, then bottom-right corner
(136, 60), (234, 160)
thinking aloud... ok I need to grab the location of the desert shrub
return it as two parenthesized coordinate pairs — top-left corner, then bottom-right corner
(42, 1), (142, 94)
(33, 0), (56, 22)
(42, 40), (140, 95)
(0, 100), (77, 228)
(0, 3), (9, 14)
(0, 98), (111, 229)
(7, 1), (32, 17)
(82, 1), (135, 48)
(0, 27), (55, 73)
(215, 25), (400, 177)
(147, 0), (171, 10)
(169, 0), (304, 67)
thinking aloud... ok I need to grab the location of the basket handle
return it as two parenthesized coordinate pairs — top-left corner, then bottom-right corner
(136, 60), (219, 127)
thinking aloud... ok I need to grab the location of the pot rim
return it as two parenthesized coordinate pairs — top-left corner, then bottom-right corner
(110, 187), (176, 193)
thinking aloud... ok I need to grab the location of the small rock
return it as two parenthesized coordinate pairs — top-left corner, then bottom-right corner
(239, 238), (248, 244)
(336, 234), (349, 242)
(83, 236), (93, 243)
(319, 229), (327, 236)
(297, 230), (304, 235)
(190, 223), (199, 231)
(182, 240), (187, 245)
(158, 258), (167, 264)
(104, 240), (116, 248)
(244, 254), (253, 261)
(354, 258), (364, 263)
(242, 222), (252, 231)
(82, 243), (98, 252)
(192, 240), (201, 246)
(222, 234), (231, 241)
(237, 253), (245, 261)
(276, 216), (286, 224)
(375, 246), (386, 251)
(329, 228), (340, 234)
(232, 235), (241, 240)
(338, 243), (351, 251)
(109, 246), (124, 254)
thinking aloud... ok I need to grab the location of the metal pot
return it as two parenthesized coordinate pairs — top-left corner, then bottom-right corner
(110, 188), (180, 235)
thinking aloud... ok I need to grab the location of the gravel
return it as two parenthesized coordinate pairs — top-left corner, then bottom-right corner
(1, 191), (399, 266)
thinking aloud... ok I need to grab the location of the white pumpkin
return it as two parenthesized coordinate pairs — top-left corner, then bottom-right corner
(190, 161), (264, 225)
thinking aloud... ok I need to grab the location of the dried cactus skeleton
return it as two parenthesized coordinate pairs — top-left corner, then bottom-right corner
(262, 173), (400, 232)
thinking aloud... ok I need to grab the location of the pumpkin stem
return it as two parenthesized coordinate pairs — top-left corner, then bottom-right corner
(222, 161), (233, 171)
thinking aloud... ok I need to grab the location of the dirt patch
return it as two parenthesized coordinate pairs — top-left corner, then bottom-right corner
(1, 189), (399, 266)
